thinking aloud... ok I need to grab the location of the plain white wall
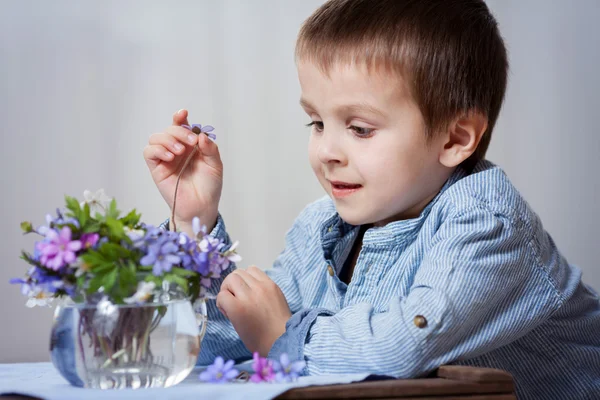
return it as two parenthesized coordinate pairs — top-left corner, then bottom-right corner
(1, 0), (598, 362)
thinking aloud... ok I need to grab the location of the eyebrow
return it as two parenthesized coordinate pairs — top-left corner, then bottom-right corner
(300, 98), (386, 118)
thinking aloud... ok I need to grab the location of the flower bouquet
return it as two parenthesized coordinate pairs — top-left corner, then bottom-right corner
(11, 189), (241, 389)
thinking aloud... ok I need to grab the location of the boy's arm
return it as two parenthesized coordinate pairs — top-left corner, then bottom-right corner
(159, 212), (307, 365)
(268, 207), (563, 377)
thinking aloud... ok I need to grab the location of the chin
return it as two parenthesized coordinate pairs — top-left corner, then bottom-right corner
(335, 209), (372, 226)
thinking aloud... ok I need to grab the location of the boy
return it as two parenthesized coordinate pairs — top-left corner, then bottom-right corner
(143, 1), (600, 398)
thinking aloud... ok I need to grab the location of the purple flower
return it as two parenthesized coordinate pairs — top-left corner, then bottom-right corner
(80, 233), (99, 249)
(273, 353), (306, 383)
(10, 266), (67, 298)
(250, 352), (275, 383)
(36, 227), (82, 270)
(140, 235), (181, 275)
(141, 223), (162, 238)
(9, 278), (32, 295)
(199, 356), (239, 383)
(30, 268), (64, 293)
(193, 251), (210, 278)
(37, 212), (79, 235)
(177, 233), (197, 269)
(182, 124), (217, 141)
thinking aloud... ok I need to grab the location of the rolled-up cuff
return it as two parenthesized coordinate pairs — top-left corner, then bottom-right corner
(268, 308), (334, 375)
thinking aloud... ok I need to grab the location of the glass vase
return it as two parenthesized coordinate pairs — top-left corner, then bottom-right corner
(49, 296), (207, 389)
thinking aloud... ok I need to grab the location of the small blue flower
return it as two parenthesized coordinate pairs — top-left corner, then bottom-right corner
(199, 356), (239, 383)
(141, 235), (181, 275)
(182, 124), (217, 141)
(273, 353), (306, 383)
(177, 233), (197, 269)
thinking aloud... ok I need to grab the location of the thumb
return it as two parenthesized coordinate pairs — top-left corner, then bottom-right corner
(172, 109), (190, 126)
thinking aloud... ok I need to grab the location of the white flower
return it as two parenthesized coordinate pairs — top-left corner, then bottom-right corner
(80, 189), (112, 216)
(25, 287), (54, 308)
(71, 257), (91, 277)
(93, 296), (119, 336)
(124, 281), (156, 304)
(198, 237), (220, 252)
(224, 241), (242, 263)
(37, 214), (54, 235)
(96, 297), (118, 315)
(124, 226), (145, 241)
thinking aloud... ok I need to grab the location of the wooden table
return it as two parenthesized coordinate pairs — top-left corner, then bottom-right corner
(277, 365), (516, 399)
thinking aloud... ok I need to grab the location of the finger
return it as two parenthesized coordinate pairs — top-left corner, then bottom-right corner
(246, 265), (268, 281)
(148, 132), (194, 157)
(216, 290), (236, 319)
(143, 144), (174, 165)
(164, 125), (199, 147)
(172, 109), (190, 127)
(234, 269), (260, 287)
(196, 132), (222, 169)
(221, 272), (251, 298)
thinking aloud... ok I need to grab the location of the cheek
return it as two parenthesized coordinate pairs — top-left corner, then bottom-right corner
(307, 136), (320, 173)
(361, 141), (427, 189)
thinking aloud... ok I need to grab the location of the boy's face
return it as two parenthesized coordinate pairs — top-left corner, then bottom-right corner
(298, 61), (450, 226)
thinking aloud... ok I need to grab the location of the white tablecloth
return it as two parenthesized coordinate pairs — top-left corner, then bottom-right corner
(0, 362), (370, 400)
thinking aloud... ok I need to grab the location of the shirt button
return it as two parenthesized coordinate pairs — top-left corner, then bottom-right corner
(327, 265), (335, 276)
(414, 315), (428, 329)
(327, 226), (333, 233)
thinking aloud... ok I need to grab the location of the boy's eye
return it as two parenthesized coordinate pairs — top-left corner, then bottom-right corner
(349, 125), (375, 137)
(306, 121), (324, 132)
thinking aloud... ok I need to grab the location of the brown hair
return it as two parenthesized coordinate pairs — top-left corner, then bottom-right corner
(296, 0), (508, 162)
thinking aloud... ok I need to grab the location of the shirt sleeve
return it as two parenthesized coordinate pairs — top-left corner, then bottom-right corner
(264, 217), (312, 315)
(269, 206), (563, 376)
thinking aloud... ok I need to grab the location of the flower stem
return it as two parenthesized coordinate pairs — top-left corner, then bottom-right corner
(101, 348), (126, 368)
(170, 128), (212, 232)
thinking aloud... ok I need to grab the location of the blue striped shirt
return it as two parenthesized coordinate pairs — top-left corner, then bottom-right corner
(164, 160), (600, 399)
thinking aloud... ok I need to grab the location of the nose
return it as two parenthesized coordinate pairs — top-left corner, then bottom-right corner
(316, 129), (347, 165)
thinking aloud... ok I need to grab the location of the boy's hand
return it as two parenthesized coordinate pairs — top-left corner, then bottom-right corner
(143, 109), (223, 234)
(217, 266), (292, 356)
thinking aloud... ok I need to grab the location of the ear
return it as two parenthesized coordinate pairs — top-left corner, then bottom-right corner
(439, 112), (488, 168)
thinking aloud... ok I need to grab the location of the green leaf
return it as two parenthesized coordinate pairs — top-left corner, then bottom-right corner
(164, 274), (189, 294)
(145, 274), (162, 284)
(105, 199), (120, 220)
(65, 195), (81, 219)
(118, 262), (137, 295)
(104, 268), (118, 292)
(189, 278), (200, 304)
(170, 267), (196, 278)
(82, 221), (102, 233)
(87, 271), (108, 294)
(81, 250), (108, 267)
(87, 267), (117, 294)
(105, 217), (125, 241)
(90, 263), (116, 274)
(79, 202), (90, 227)
(120, 209), (141, 227)
(20, 251), (44, 268)
(76, 274), (86, 290)
(98, 242), (130, 260)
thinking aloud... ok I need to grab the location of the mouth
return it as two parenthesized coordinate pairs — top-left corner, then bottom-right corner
(329, 181), (363, 198)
